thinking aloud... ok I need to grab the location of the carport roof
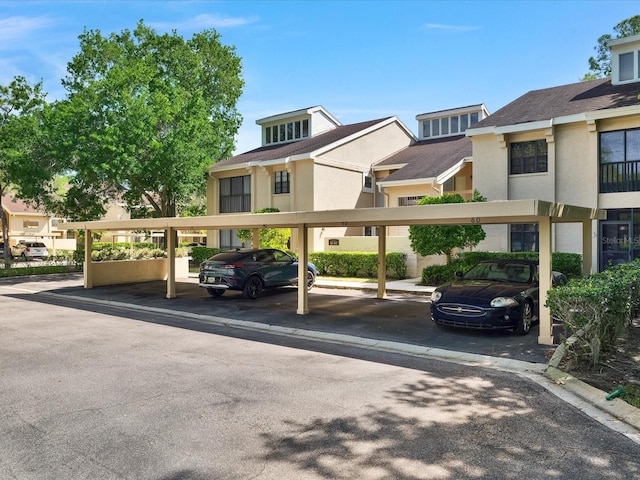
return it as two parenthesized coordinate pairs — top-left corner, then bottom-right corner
(60, 199), (605, 232)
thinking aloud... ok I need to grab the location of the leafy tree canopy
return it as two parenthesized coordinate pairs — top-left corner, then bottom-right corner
(0, 76), (52, 261)
(408, 191), (486, 264)
(46, 20), (244, 221)
(583, 15), (640, 80)
(237, 208), (291, 251)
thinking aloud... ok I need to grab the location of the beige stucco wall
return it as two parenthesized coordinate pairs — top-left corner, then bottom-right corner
(317, 121), (412, 170)
(90, 257), (189, 287)
(470, 113), (640, 266)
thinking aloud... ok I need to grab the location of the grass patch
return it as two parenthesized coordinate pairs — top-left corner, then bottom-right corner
(622, 384), (640, 408)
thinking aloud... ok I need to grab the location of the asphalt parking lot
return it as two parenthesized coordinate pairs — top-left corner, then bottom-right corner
(8, 273), (556, 365)
(3, 273), (640, 480)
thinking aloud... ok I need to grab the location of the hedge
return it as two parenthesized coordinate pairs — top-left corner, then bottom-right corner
(547, 259), (640, 366)
(308, 251), (407, 279)
(421, 251), (583, 286)
(190, 246), (221, 265)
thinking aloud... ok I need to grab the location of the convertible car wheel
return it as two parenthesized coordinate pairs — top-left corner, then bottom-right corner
(243, 276), (263, 299)
(515, 301), (533, 335)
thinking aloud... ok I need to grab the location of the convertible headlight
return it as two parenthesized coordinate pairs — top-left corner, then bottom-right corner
(431, 291), (442, 302)
(490, 297), (518, 307)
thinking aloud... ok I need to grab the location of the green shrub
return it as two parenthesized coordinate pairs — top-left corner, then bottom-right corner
(455, 251), (582, 279)
(421, 263), (461, 286)
(422, 251), (584, 286)
(190, 246), (220, 265)
(308, 252), (407, 279)
(92, 242), (156, 251)
(547, 259), (640, 366)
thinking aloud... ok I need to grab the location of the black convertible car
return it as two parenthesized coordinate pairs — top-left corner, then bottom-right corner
(430, 259), (566, 335)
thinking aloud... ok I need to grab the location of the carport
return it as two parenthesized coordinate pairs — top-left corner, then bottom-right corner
(61, 199), (604, 345)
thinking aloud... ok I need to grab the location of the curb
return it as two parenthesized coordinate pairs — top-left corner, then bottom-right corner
(544, 366), (640, 443)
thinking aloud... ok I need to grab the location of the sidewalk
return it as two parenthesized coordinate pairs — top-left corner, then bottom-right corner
(315, 276), (436, 295)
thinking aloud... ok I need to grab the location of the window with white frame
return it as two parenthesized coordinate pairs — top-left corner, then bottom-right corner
(219, 175), (251, 213)
(265, 119), (310, 145)
(509, 140), (548, 175)
(274, 170), (290, 194)
(510, 224), (538, 252)
(362, 174), (374, 193)
(398, 196), (424, 206)
(422, 112), (481, 139)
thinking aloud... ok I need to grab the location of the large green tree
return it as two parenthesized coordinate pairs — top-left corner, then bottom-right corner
(0, 76), (51, 263)
(582, 15), (640, 80)
(47, 20), (244, 220)
(409, 191), (486, 264)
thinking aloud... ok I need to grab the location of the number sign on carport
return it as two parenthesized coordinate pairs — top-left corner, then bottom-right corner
(60, 199), (605, 346)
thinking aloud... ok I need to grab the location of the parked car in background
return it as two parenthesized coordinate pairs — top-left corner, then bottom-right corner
(199, 248), (317, 299)
(10, 241), (49, 259)
(0, 242), (4, 256)
(430, 259), (567, 335)
(184, 242), (205, 254)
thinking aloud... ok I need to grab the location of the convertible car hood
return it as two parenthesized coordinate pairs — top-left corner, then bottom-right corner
(438, 280), (529, 302)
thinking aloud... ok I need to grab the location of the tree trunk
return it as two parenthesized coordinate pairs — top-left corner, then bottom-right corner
(0, 184), (10, 268)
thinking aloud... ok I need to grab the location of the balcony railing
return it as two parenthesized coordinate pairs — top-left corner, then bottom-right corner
(600, 160), (640, 193)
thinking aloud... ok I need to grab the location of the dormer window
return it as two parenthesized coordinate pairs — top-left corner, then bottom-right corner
(610, 34), (640, 85)
(417, 105), (487, 140)
(265, 119), (310, 145)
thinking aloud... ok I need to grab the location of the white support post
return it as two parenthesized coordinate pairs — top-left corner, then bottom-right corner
(251, 228), (260, 248)
(538, 217), (554, 345)
(84, 230), (93, 289)
(582, 219), (592, 276)
(296, 224), (309, 314)
(166, 228), (176, 299)
(377, 226), (387, 299)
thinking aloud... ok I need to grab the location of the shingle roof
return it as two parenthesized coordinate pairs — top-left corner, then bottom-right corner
(472, 77), (640, 129)
(1, 195), (42, 215)
(213, 117), (393, 168)
(375, 135), (471, 182)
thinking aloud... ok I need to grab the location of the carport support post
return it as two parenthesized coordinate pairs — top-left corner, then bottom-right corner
(166, 227), (176, 299)
(296, 224), (309, 314)
(377, 226), (387, 299)
(84, 229), (94, 289)
(251, 228), (260, 248)
(582, 219), (592, 276)
(538, 216), (553, 345)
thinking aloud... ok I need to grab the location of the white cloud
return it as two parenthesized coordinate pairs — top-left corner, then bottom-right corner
(423, 22), (479, 32)
(150, 13), (259, 31)
(0, 15), (53, 43)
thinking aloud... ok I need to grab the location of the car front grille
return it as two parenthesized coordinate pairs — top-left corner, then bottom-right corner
(438, 304), (485, 317)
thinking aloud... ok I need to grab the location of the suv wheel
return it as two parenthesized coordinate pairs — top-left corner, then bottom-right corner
(243, 276), (263, 299)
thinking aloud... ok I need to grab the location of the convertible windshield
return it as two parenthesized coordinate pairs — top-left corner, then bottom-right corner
(463, 262), (533, 283)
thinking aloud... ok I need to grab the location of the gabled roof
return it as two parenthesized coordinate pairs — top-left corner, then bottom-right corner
(1, 195), (45, 216)
(469, 77), (640, 132)
(256, 105), (341, 127)
(374, 135), (471, 184)
(211, 117), (397, 171)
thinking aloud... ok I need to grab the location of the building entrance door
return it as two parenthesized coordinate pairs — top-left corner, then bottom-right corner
(600, 221), (633, 270)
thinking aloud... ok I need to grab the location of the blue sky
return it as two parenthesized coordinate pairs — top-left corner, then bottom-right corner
(1, 0), (639, 154)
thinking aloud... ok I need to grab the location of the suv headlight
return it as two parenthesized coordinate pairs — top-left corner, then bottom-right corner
(431, 291), (442, 302)
(490, 297), (518, 307)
